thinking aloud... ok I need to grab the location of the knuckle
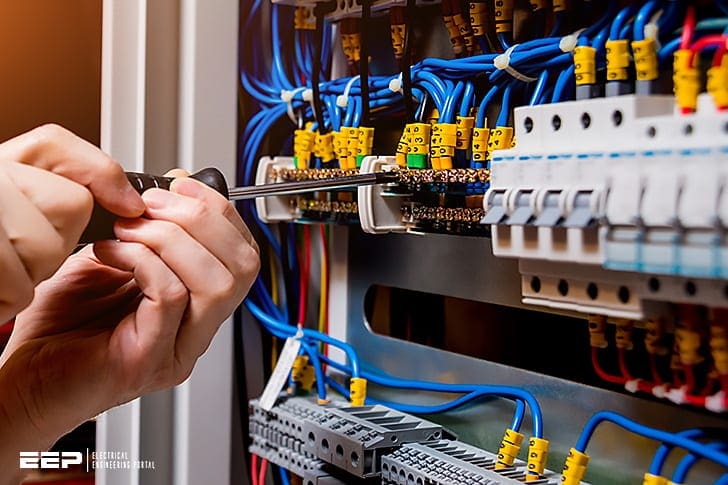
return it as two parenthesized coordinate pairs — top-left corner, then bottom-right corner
(160, 280), (189, 307)
(185, 199), (208, 223)
(217, 273), (238, 300)
(35, 123), (69, 142)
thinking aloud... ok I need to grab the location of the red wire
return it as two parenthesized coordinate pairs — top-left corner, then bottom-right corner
(617, 348), (634, 381)
(684, 364), (697, 393)
(297, 225), (311, 327)
(689, 35), (728, 66)
(680, 5), (695, 50)
(319, 224), (329, 356)
(590, 347), (627, 385)
(648, 354), (664, 385)
(258, 458), (269, 485)
(251, 454), (259, 485)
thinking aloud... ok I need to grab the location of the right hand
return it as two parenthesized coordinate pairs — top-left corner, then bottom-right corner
(0, 124), (145, 322)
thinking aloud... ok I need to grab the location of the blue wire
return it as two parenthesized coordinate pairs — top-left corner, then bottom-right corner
(530, 70), (549, 106)
(634, 0), (660, 41)
(319, 354), (540, 437)
(476, 85), (500, 128)
(459, 81), (475, 117)
(497, 32), (511, 51)
(551, 64), (575, 103)
(245, 299), (361, 377)
(278, 466), (291, 485)
(649, 429), (706, 476)
(496, 84), (512, 127)
(575, 412), (728, 468)
(672, 442), (728, 484)
(299, 340), (327, 401)
(610, 3), (639, 40)
(718, 473), (728, 485)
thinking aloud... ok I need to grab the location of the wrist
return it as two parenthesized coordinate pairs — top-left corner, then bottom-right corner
(0, 366), (57, 485)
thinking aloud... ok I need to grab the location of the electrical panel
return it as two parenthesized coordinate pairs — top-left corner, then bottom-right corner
(238, 1), (728, 484)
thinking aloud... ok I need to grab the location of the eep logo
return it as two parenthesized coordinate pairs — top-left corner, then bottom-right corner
(19, 451), (83, 469)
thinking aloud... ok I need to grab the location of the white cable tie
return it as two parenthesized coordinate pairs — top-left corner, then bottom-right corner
(281, 87), (306, 124)
(302, 88), (313, 102)
(560, 28), (585, 53)
(494, 45), (538, 83)
(337, 75), (360, 108)
(389, 73), (403, 93)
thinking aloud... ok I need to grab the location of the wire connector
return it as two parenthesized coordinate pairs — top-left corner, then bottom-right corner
(642, 473), (669, 485)
(705, 391), (727, 413)
(561, 448), (589, 485)
(349, 377), (367, 406)
(495, 428), (524, 469)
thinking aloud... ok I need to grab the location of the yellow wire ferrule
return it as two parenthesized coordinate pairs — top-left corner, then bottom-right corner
(349, 377), (367, 406)
(574, 45), (597, 86)
(707, 55), (728, 110)
(632, 38), (658, 81)
(561, 448), (589, 485)
(525, 437), (549, 481)
(488, 126), (513, 153)
(471, 127), (490, 165)
(673, 49), (699, 112)
(291, 355), (316, 392)
(495, 428), (524, 469)
(606, 39), (631, 82)
(642, 473), (669, 485)
(494, 0), (514, 34)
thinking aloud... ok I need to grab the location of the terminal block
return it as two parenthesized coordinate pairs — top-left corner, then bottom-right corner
(302, 403), (455, 478)
(381, 440), (567, 485)
(249, 397), (340, 477)
(358, 155), (489, 236)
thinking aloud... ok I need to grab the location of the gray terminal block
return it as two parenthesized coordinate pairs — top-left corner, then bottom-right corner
(380, 440), (563, 485)
(302, 404), (456, 478)
(249, 397), (349, 478)
(250, 435), (328, 478)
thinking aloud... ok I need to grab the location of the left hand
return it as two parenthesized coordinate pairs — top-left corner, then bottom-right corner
(0, 174), (259, 466)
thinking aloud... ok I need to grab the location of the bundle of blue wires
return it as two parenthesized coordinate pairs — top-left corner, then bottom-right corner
(576, 412), (728, 470)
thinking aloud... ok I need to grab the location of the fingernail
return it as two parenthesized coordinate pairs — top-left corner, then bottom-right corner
(142, 189), (169, 209)
(124, 185), (147, 213)
(171, 177), (202, 197)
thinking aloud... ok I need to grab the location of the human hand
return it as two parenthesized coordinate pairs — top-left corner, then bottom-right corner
(0, 174), (259, 472)
(0, 124), (145, 322)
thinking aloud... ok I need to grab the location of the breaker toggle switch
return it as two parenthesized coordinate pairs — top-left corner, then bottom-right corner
(504, 189), (535, 226)
(533, 191), (564, 227)
(482, 189), (509, 225)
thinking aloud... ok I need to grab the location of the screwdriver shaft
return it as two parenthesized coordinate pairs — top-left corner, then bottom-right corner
(226, 171), (399, 200)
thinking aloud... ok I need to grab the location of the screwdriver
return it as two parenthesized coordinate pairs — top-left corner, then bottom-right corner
(79, 167), (399, 243)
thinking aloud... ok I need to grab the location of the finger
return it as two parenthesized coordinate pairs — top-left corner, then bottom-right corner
(0, 124), (145, 218)
(170, 177), (257, 249)
(141, 188), (260, 276)
(4, 162), (93, 243)
(93, 240), (188, 364)
(164, 168), (190, 178)
(0, 171), (68, 283)
(0, 222), (34, 322)
(113, 218), (246, 361)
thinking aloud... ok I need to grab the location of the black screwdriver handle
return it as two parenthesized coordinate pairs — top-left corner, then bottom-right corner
(79, 167), (229, 244)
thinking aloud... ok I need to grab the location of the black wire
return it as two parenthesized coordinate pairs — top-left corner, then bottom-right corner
(402, 0), (416, 122)
(279, 223), (297, 326)
(360, 0), (371, 124)
(312, 4), (329, 134)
